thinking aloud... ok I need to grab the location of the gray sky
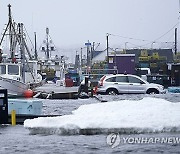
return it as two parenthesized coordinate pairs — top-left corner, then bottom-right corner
(0, 0), (179, 62)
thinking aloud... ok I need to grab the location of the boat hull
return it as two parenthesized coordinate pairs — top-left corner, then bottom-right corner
(0, 77), (28, 97)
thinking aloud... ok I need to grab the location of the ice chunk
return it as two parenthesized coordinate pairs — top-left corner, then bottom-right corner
(24, 97), (180, 135)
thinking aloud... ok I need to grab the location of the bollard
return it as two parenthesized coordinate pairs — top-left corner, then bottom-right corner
(11, 110), (16, 126)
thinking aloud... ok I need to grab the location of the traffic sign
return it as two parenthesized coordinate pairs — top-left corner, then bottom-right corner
(85, 42), (91, 46)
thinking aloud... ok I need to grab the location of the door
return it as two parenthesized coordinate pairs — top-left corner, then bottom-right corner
(127, 76), (146, 93)
(115, 76), (129, 93)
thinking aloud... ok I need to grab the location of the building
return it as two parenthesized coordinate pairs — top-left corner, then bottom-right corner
(108, 53), (136, 74)
(125, 49), (173, 63)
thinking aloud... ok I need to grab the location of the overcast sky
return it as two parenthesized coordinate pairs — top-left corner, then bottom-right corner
(0, 0), (179, 61)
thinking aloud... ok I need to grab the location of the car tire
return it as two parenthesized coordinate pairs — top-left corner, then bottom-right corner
(106, 88), (119, 95)
(146, 89), (159, 94)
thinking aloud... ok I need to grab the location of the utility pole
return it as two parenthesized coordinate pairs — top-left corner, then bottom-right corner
(92, 42), (95, 61)
(81, 47), (83, 68)
(86, 40), (90, 66)
(175, 28), (177, 55)
(34, 32), (38, 60)
(106, 33), (109, 62)
(87, 43), (89, 66)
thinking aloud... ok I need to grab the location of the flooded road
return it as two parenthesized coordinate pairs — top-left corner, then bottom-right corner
(0, 93), (180, 154)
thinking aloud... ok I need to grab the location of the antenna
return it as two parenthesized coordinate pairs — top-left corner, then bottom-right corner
(179, 0), (180, 13)
(46, 27), (49, 35)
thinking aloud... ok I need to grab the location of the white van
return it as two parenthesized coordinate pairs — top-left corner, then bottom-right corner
(138, 68), (151, 81)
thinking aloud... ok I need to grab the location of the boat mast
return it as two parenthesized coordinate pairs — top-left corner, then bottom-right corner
(41, 27), (55, 60)
(0, 4), (33, 62)
(0, 4), (16, 61)
(8, 4), (14, 60)
(19, 23), (26, 82)
(46, 27), (50, 59)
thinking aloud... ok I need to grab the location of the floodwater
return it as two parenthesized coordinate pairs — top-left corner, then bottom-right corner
(0, 93), (180, 154)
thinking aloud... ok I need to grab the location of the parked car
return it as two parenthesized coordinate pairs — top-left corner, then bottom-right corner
(97, 74), (166, 95)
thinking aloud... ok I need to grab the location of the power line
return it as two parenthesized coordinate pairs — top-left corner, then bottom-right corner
(109, 33), (150, 42)
(108, 22), (179, 49)
(138, 22), (178, 48)
(153, 22), (179, 42)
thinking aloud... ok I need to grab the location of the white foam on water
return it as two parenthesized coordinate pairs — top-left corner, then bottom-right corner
(24, 97), (180, 135)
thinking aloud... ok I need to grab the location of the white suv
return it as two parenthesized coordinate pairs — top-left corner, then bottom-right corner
(97, 74), (166, 95)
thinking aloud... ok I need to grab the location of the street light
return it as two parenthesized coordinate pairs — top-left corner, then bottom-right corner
(80, 47), (87, 68)
(125, 42), (128, 53)
(125, 42), (128, 49)
(151, 42), (155, 49)
(114, 48), (119, 69)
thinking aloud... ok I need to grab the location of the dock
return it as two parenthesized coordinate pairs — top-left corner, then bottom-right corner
(7, 114), (61, 124)
(34, 83), (79, 99)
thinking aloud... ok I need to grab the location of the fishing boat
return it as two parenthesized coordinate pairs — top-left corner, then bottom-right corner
(38, 27), (67, 81)
(0, 63), (29, 97)
(0, 4), (42, 97)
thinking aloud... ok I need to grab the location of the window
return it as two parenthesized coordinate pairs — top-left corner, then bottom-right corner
(128, 76), (145, 84)
(0, 65), (6, 74)
(106, 77), (116, 82)
(8, 65), (19, 75)
(116, 76), (128, 82)
(55, 62), (59, 65)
